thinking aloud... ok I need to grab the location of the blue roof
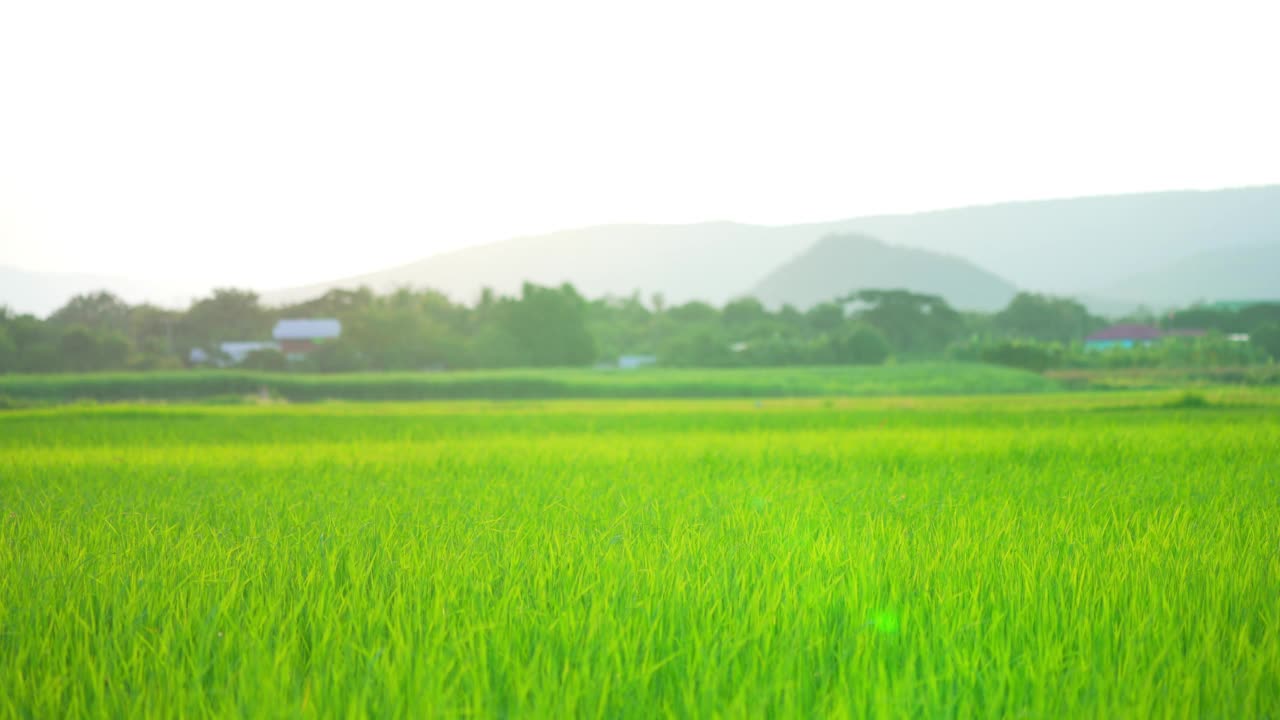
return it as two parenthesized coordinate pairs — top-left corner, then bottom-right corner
(273, 318), (341, 340)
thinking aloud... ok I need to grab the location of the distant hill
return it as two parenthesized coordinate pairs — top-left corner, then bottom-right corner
(826, 186), (1280, 295)
(1096, 243), (1280, 309)
(5, 185), (1274, 315)
(0, 266), (204, 318)
(749, 234), (1018, 311)
(263, 222), (872, 307)
(263, 185), (1280, 309)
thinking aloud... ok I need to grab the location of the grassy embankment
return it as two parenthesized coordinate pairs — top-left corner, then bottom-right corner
(0, 363), (1057, 405)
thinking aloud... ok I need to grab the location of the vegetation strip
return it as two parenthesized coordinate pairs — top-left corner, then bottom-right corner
(0, 364), (1059, 404)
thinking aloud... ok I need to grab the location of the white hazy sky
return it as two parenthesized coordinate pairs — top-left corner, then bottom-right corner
(1, 0), (1278, 290)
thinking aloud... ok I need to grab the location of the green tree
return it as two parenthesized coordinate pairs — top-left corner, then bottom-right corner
(55, 326), (129, 372)
(847, 289), (965, 356)
(49, 291), (131, 335)
(302, 340), (364, 372)
(98, 333), (130, 370)
(181, 289), (271, 350)
(1166, 306), (1236, 333)
(659, 327), (734, 367)
(806, 302), (845, 334)
(278, 287), (376, 318)
(467, 324), (525, 368)
(1252, 322), (1280, 360)
(665, 301), (719, 326)
(1240, 303), (1280, 334)
(5, 315), (58, 372)
(57, 326), (99, 372)
(498, 283), (596, 367)
(127, 304), (181, 366)
(240, 348), (288, 371)
(722, 297), (768, 333)
(831, 324), (891, 365)
(994, 293), (1100, 343)
(587, 293), (655, 362)
(737, 336), (807, 366)
(980, 341), (1056, 373)
(344, 288), (467, 370)
(809, 323), (890, 365)
(0, 324), (16, 373)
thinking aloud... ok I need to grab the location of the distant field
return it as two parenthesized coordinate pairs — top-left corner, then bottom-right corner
(2, 390), (1278, 716)
(0, 364), (1058, 405)
(1047, 364), (1280, 391)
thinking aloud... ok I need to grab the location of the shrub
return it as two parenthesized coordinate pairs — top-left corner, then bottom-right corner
(239, 349), (288, 372)
(980, 341), (1055, 373)
(1252, 323), (1280, 361)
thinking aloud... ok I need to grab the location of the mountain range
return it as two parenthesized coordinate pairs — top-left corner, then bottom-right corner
(262, 185), (1279, 313)
(0, 266), (205, 318)
(1096, 242), (1280, 308)
(4, 185), (1278, 316)
(750, 234), (1018, 311)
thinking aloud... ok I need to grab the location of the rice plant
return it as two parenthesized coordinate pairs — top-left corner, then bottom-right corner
(2, 391), (1278, 717)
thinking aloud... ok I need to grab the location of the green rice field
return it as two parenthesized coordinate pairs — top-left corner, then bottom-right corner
(3, 389), (1279, 717)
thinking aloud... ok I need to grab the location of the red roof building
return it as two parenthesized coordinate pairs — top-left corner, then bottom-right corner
(1085, 324), (1163, 343)
(1084, 324), (1206, 349)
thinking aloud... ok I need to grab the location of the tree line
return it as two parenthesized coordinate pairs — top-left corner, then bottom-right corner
(1, 284), (1278, 374)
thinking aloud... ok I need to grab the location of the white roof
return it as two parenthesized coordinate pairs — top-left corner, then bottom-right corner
(220, 341), (279, 354)
(273, 318), (341, 341)
(219, 341), (281, 363)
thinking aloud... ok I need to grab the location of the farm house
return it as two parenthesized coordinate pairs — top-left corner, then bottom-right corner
(272, 318), (342, 360)
(1084, 324), (1163, 350)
